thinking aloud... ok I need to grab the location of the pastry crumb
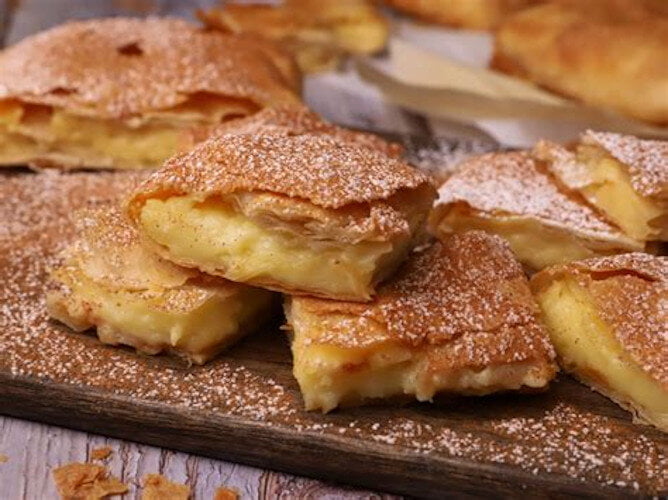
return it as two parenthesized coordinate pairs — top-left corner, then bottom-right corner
(214, 486), (239, 500)
(0, 454), (8, 463)
(52, 462), (128, 499)
(90, 446), (113, 461)
(141, 473), (190, 500)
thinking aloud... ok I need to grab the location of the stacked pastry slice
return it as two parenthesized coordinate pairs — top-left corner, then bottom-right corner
(429, 130), (667, 271)
(47, 206), (275, 364)
(0, 17), (300, 170)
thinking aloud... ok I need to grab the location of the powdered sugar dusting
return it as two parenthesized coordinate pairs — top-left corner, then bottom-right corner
(129, 133), (432, 211)
(0, 17), (297, 118)
(1, 171), (666, 495)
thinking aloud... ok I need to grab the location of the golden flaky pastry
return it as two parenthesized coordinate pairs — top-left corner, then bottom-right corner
(384, 0), (543, 30)
(0, 17), (300, 169)
(531, 253), (668, 432)
(491, 0), (668, 124)
(535, 131), (668, 242)
(127, 133), (435, 301)
(47, 205), (275, 364)
(185, 103), (403, 157)
(285, 231), (557, 412)
(199, 0), (388, 72)
(428, 151), (642, 271)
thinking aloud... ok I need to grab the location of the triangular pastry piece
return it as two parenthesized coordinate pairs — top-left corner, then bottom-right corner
(429, 151), (642, 270)
(535, 131), (667, 242)
(285, 231), (557, 412)
(185, 104), (402, 158)
(0, 17), (299, 169)
(47, 205), (275, 364)
(531, 253), (668, 432)
(127, 133), (435, 301)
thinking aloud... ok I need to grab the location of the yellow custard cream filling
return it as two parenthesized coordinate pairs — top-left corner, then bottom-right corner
(48, 273), (271, 364)
(288, 303), (550, 412)
(578, 153), (664, 241)
(537, 278), (668, 429)
(436, 211), (607, 270)
(139, 196), (395, 298)
(0, 97), (255, 168)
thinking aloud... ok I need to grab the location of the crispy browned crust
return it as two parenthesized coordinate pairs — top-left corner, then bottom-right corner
(291, 231), (557, 371)
(127, 133), (433, 216)
(492, 1), (668, 124)
(185, 104), (403, 157)
(530, 253), (668, 391)
(429, 151), (640, 248)
(384, 0), (542, 30)
(0, 17), (299, 119)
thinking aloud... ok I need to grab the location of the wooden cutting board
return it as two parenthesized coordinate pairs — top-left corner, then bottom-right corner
(0, 133), (665, 499)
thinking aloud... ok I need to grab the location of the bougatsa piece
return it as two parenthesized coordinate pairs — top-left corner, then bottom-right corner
(286, 231), (557, 412)
(531, 253), (668, 433)
(429, 151), (642, 270)
(536, 131), (668, 242)
(127, 133), (435, 301)
(47, 205), (275, 364)
(0, 17), (299, 169)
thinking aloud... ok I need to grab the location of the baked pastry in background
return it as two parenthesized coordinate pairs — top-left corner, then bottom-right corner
(536, 131), (668, 243)
(384, 0), (543, 30)
(0, 17), (300, 170)
(185, 104), (403, 158)
(286, 231), (557, 412)
(492, 0), (668, 124)
(531, 253), (667, 432)
(428, 151), (642, 270)
(47, 206), (275, 364)
(127, 133), (435, 301)
(199, 0), (388, 73)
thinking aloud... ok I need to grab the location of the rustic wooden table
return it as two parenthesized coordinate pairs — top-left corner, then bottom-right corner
(0, 1), (494, 498)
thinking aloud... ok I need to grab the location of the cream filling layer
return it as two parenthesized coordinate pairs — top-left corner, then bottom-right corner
(0, 98), (253, 168)
(578, 155), (664, 241)
(139, 196), (397, 299)
(435, 211), (620, 270)
(289, 304), (552, 412)
(47, 272), (271, 364)
(537, 278), (668, 431)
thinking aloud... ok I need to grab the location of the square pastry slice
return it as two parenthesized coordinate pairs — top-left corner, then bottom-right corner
(0, 17), (299, 170)
(127, 134), (435, 301)
(531, 254), (667, 432)
(428, 151), (642, 270)
(535, 131), (667, 242)
(185, 104), (403, 158)
(47, 206), (275, 364)
(285, 231), (557, 412)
